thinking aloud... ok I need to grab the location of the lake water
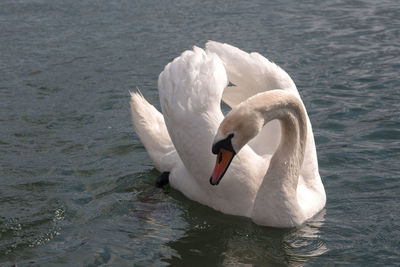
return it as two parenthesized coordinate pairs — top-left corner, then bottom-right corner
(1, 0), (399, 265)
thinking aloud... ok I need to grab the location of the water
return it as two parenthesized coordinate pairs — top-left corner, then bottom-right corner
(1, 0), (399, 265)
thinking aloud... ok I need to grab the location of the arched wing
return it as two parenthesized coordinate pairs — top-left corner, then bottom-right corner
(158, 46), (228, 180)
(206, 41), (299, 101)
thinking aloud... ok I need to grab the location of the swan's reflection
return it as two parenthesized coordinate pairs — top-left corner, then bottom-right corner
(163, 204), (327, 266)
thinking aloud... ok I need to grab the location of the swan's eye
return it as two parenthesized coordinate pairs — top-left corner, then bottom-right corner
(212, 133), (235, 155)
(218, 151), (223, 163)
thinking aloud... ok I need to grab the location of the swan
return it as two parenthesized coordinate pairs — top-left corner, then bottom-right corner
(130, 41), (326, 227)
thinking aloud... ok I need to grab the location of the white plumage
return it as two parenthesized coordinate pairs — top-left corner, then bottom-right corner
(130, 41), (326, 227)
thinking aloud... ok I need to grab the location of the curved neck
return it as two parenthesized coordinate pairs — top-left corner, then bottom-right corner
(250, 90), (307, 193)
(247, 90), (308, 226)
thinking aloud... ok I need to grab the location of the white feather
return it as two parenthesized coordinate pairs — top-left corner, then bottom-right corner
(130, 42), (326, 226)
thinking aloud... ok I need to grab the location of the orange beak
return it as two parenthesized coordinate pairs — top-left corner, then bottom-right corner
(210, 148), (235, 185)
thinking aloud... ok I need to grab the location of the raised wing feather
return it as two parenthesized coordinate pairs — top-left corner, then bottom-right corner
(206, 41), (299, 103)
(158, 46), (228, 179)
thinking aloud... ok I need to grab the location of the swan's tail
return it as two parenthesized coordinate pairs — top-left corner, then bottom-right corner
(130, 92), (175, 172)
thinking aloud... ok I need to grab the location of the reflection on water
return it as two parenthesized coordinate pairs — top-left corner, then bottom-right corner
(164, 192), (327, 266)
(280, 211), (328, 266)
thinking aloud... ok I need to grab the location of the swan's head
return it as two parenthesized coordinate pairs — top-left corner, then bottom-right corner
(210, 104), (263, 185)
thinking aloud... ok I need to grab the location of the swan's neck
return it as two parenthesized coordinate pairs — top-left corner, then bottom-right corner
(250, 91), (307, 226)
(261, 97), (307, 190)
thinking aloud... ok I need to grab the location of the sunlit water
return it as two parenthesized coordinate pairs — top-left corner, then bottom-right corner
(1, 0), (399, 265)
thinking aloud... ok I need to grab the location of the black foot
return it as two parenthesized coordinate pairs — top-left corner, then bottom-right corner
(156, 172), (170, 188)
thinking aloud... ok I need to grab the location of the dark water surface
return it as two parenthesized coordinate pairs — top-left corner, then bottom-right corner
(1, 0), (399, 265)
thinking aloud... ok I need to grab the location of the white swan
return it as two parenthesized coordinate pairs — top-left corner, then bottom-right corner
(130, 41), (326, 227)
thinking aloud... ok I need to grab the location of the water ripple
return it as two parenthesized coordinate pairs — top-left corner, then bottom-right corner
(1, 0), (399, 265)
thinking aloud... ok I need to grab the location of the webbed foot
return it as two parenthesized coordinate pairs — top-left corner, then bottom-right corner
(156, 172), (170, 188)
